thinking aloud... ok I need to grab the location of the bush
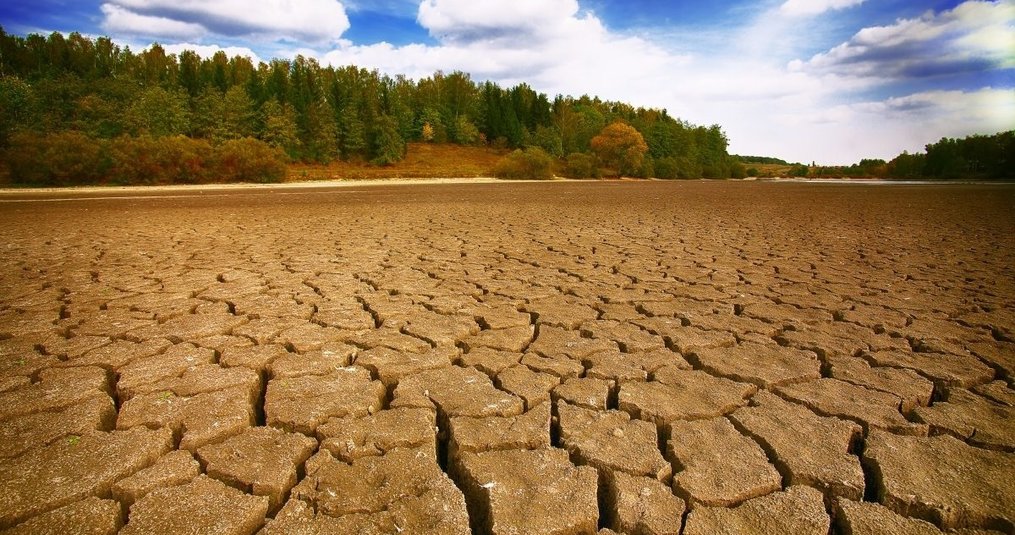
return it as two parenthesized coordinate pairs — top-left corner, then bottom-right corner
(653, 157), (679, 179)
(745, 167), (759, 177)
(562, 152), (598, 179)
(493, 147), (554, 180)
(3, 131), (106, 186)
(106, 135), (213, 184)
(214, 138), (287, 183)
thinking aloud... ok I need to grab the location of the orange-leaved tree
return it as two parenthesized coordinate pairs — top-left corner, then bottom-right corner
(590, 121), (648, 177)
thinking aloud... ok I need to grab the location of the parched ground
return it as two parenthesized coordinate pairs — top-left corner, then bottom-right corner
(0, 180), (1013, 535)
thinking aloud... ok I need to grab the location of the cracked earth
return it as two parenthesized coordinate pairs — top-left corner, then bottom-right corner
(0, 180), (1013, 534)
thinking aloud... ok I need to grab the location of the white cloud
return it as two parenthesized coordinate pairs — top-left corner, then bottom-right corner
(100, 0), (350, 44)
(417, 0), (581, 43)
(779, 0), (866, 17)
(317, 0), (683, 104)
(101, 4), (205, 40)
(792, 0), (1015, 78)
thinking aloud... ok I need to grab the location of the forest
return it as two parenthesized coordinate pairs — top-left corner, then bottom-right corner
(804, 131), (1014, 181)
(0, 29), (740, 186)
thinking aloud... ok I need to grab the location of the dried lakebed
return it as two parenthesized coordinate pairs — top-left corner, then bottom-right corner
(0, 180), (1013, 534)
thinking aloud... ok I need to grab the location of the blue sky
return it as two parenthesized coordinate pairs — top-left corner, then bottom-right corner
(1, 0), (1012, 164)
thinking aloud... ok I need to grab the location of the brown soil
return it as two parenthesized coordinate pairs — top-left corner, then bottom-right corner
(1, 180), (1013, 533)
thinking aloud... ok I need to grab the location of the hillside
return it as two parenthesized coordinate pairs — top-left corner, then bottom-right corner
(289, 143), (508, 181)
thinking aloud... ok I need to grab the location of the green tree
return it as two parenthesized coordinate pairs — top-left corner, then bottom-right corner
(127, 86), (190, 137)
(338, 105), (367, 159)
(260, 99), (300, 159)
(370, 114), (406, 165)
(590, 121), (648, 176)
(531, 125), (563, 157)
(222, 85), (255, 139)
(0, 74), (35, 145)
(302, 98), (339, 163)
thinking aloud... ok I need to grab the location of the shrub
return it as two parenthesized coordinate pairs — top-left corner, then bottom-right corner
(654, 157), (679, 179)
(493, 147), (554, 180)
(563, 152), (598, 179)
(106, 135), (213, 184)
(745, 167), (760, 177)
(3, 131), (106, 186)
(213, 138), (287, 183)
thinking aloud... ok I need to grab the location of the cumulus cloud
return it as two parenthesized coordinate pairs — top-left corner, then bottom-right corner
(779, 0), (865, 17)
(101, 4), (205, 40)
(790, 0), (1015, 78)
(317, 0), (682, 103)
(417, 0), (581, 44)
(100, 0), (350, 44)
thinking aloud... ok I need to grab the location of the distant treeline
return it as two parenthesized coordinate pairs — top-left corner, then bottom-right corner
(0, 29), (742, 185)
(734, 155), (789, 165)
(806, 131), (1014, 180)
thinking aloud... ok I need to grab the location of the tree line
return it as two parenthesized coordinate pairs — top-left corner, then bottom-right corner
(0, 29), (741, 185)
(804, 131), (1014, 180)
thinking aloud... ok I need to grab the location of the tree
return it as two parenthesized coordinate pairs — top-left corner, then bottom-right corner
(0, 75), (35, 145)
(590, 121), (648, 176)
(531, 125), (563, 157)
(260, 99), (300, 159)
(493, 147), (554, 180)
(371, 114), (405, 165)
(338, 105), (367, 159)
(127, 86), (190, 137)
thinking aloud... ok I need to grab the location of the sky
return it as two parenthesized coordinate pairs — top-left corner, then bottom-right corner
(1, 0), (1013, 164)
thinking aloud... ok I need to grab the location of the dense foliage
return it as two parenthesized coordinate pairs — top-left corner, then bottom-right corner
(808, 131), (1014, 180)
(0, 29), (739, 184)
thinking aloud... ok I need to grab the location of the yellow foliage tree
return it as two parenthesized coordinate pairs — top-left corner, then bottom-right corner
(590, 121), (648, 177)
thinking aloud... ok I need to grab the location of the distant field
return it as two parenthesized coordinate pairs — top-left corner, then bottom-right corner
(288, 142), (510, 181)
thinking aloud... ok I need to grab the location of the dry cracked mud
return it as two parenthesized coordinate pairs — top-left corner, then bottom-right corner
(1, 180), (1013, 534)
